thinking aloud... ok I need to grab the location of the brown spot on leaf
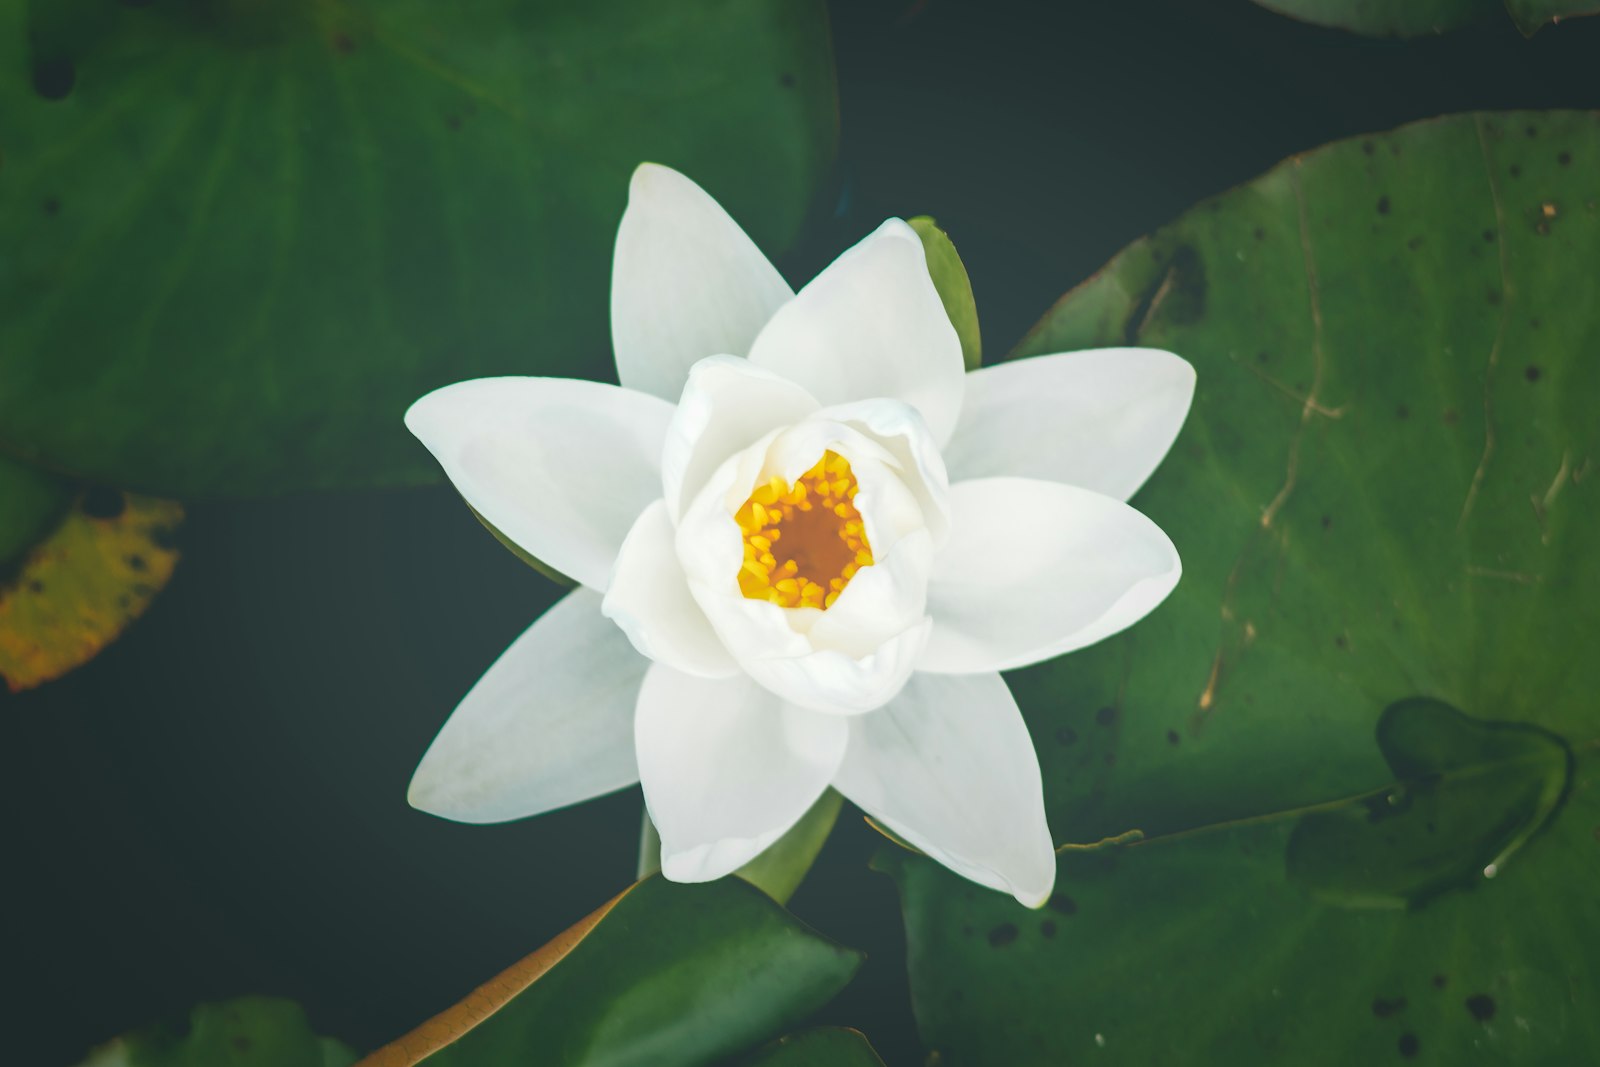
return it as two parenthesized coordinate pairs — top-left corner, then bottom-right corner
(1465, 994), (1496, 1021)
(1398, 1033), (1419, 1058)
(32, 58), (75, 100)
(1525, 364), (1542, 382)
(1372, 996), (1407, 1018)
(1095, 705), (1117, 726)
(1047, 894), (1078, 916)
(1377, 196), (1390, 215)
(1166, 729), (1180, 745)
(987, 924), (1018, 947)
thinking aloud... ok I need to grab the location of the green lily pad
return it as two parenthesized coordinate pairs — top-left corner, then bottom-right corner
(736, 1027), (887, 1066)
(365, 875), (860, 1067)
(1251, 0), (1600, 36)
(1, 0), (836, 495)
(75, 997), (355, 1067)
(1286, 698), (1572, 909)
(881, 111), (1600, 1064)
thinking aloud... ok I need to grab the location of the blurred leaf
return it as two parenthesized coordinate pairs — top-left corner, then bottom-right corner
(0, 484), (181, 692)
(76, 997), (355, 1067)
(734, 1027), (887, 1066)
(882, 112), (1600, 1064)
(1251, 0), (1598, 36)
(1, 0), (837, 495)
(363, 875), (861, 1067)
(0, 454), (68, 566)
(908, 216), (981, 371)
(1506, 0), (1600, 31)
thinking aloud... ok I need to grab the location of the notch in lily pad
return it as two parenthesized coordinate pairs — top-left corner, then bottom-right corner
(1286, 698), (1573, 909)
(907, 217), (982, 371)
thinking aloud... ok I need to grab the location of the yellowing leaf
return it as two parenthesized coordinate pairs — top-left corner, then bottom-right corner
(0, 488), (182, 692)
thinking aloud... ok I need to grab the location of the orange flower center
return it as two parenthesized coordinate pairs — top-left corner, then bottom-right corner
(735, 450), (875, 610)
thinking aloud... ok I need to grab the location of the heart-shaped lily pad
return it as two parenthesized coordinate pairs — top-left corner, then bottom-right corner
(880, 110), (1600, 1065)
(1, 0), (836, 495)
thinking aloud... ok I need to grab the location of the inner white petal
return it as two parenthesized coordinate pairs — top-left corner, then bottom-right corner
(673, 406), (942, 713)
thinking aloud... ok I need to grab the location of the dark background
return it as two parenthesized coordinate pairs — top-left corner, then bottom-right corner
(6, 1), (1599, 1064)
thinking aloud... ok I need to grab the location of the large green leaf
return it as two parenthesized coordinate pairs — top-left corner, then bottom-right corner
(76, 997), (355, 1067)
(365, 875), (861, 1067)
(0, 0), (836, 495)
(1250, 0), (1600, 36)
(881, 111), (1600, 1065)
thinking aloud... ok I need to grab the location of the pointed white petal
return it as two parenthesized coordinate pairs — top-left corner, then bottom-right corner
(833, 671), (1055, 907)
(611, 164), (794, 402)
(408, 589), (645, 823)
(748, 220), (965, 446)
(636, 666), (846, 882)
(661, 355), (819, 521)
(603, 499), (738, 677)
(919, 478), (1180, 675)
(944, 348), (1195, 500)
(406, 377), (674, 592)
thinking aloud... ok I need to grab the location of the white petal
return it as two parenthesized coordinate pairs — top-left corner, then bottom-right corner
(944, 347), (1195, 500)
(833, 671), (1055, 907)
(409, 589), (646, 823)
(636, 666), (846, 882)
(748, 220), (965, 446)
(740, 616), (932, 714)
(611, 164), (794, 402)
(814, 397), (950, 545)
(806, 529), (934, 658)
(661, 356), (819, 522)
(919, 478), (1180, 675)
(406, 377), (674, 592)
(603, 499), (739, 678)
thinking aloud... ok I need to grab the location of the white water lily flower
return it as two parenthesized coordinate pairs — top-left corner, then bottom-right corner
(405, 164), (1193, 908)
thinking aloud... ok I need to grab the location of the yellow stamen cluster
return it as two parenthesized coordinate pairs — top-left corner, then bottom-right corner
(735, 450), (874, 610)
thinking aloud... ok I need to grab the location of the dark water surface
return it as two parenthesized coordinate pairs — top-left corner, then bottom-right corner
(7, 1), (1600, 1064)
